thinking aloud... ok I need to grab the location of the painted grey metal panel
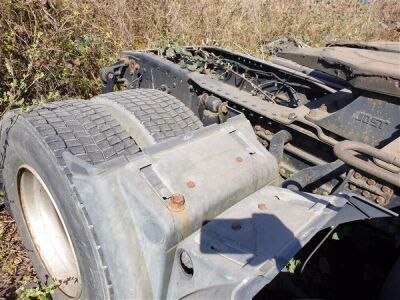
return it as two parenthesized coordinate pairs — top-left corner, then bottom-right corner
(167, 186), (347, 299)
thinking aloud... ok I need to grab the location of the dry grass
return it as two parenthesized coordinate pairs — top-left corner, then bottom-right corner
(77, 0), (400, 55)
(0, 207), (37, 299)
(0, 0), (399, 112)
(0, 0), (399, 297)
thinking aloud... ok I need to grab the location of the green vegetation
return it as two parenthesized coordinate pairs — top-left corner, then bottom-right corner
(0, 0), (399, 116)
(16, 280), (58, 300)
(0, 0), (121, 115)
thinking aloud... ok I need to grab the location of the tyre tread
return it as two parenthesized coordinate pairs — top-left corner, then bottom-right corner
(93, 89), (203, 142)
(22, 101), (140, 170)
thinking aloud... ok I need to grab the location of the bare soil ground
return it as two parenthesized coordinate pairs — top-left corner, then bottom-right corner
(0, 205), (37, 299)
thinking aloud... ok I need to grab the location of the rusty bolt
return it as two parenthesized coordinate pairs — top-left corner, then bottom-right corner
(307, 109), (320, 118)
(375, 196), (386, 206)
(366, 179), (376, 186)
(186, 181), (196, 189)
(349, 184), (357, 191)
(362, 190), (370, 198)
(258, 203), (268, 211)
(220, 103), (228, 114)
(236, 156), (244, 163)
(167, 194), (185, 212)
(319, 104), (328, 112)
(353, 172), (362, 179)
(231, 222), (241, 230)
(381, 186), (391, 193)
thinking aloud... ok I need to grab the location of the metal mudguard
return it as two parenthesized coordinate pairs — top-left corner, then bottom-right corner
(65, 115), (278, 298)
(64, 115), (358, 299)
(167, 186), (347, 299)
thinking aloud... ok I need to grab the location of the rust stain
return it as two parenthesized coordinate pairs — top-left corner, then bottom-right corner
(176, 210), (190, 238)
(120, 55), (140, 71)
(231, 222), (241, 230)
(186, 181), (196, 188)
(258, 203), (268, 211)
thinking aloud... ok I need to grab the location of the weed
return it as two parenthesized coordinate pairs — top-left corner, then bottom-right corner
(16, 280), (59, 300)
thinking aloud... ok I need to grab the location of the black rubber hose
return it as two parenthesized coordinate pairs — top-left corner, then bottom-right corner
(269, 130), (292, 164)
(281, 159), (345, 191)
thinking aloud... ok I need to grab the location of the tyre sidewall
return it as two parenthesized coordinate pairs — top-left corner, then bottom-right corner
(3, 116), (109, 299)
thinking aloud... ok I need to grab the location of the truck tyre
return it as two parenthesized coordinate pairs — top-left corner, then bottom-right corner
(92, 89), (203, 147)
(0, 92), (203, 299)
(0, 101), (140, 299)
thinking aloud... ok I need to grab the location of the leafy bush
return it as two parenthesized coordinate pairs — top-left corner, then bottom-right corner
(0, 0), (123, 115)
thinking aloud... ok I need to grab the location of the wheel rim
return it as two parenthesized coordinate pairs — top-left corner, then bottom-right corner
(18, 166), (81, 297)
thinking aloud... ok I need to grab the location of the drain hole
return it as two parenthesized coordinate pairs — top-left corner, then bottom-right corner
(179, 250), (194, 277)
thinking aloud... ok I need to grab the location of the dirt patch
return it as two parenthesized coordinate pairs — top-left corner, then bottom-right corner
(0, 205), (37, 299)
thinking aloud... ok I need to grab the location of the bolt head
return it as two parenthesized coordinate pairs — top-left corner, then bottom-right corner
(307, 109), (320, 118)
(376, 196), (386, 206)
(279, 167), (286, 175)
(362, 190), (370, 198)
(319, 104), (328, 112)
(349, 184), (357, 191)
(381, 186), (391, 193)
(167, 194), (185, 212)
(353, 172), (362, 179)
(366, 179), (376, 186)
